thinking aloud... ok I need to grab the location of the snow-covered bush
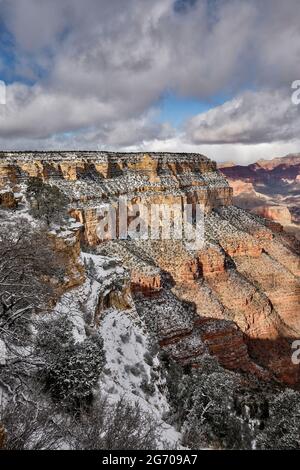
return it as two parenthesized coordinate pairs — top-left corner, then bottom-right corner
(36, 314), (105, 409)
(161, 353), (254, 449)
(45, 336), (105, 408)
(0, 219), (67, 411)
(181, 368), (245, 449)
(2, 394), (158, 450)
(36, 313), (74, 362)
(26, 177), (68, 226)
(0, 220), (65, 347)
(256, 389), (300, 449)
(71, 398), (159, 450)
(2, 397), (65, 450)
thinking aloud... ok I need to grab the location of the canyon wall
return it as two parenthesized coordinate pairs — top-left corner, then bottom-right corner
(1, 152), (299, 386)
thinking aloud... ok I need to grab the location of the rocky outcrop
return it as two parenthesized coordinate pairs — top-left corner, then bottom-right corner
(49, 221), (85, 292)
(197, 245), (226, 278)
(252, 205), (292, 225)
(131, 271), (162, 296)
(229, 179), (256, 195)
(196, 317), (271, 379)
(0, 152), (232, 247)
(69, 208), (100, 246)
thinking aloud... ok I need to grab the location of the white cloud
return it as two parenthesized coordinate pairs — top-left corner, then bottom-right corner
(185, 89), (300, 144)
(0, 0), (299, 156)
(121, 136), (300, 165)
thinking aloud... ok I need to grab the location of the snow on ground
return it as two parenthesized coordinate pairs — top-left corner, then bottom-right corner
(54, 251), (181, 448)
(0, 186), (181, 447)
(99, 308), (180, 448)
(54, 251), (127, 342)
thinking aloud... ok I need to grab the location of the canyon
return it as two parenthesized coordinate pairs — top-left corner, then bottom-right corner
(219, 154), (300, 240)
(0, 151), (300, 387)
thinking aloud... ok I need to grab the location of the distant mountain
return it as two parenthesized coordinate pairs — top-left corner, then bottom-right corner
(219, 153), (300, 182)
(256, 153), (300, 170)
(219, 153), (300, 239)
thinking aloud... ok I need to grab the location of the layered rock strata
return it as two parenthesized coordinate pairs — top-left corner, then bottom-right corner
(1, 152), (299, 385)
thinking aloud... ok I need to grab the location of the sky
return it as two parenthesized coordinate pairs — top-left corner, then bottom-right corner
(0, 0), (299, 164)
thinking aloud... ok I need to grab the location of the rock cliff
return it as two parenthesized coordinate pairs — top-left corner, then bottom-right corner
(1, 151), (299, 386)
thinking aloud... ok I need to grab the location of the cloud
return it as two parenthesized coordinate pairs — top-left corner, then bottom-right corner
(185, 89), (300, 144)
(116, 135), (300, 165)
(0, 0), (299, 152)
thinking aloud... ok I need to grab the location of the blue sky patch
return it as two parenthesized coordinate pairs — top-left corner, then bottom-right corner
(156, 91), (230, 127)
